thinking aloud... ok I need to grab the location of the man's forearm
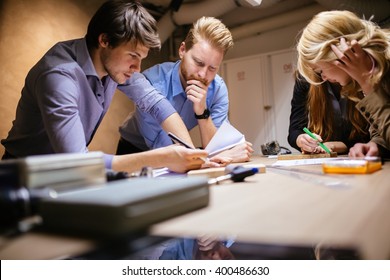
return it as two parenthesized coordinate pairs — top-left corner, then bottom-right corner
(161, 113), (194, 148)
(111, 149), (168, 173)
(197, 118), (217, 148)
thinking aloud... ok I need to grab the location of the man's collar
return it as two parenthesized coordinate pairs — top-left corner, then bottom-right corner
(76, 38), (99, 78)
(171, 61), (186, 97)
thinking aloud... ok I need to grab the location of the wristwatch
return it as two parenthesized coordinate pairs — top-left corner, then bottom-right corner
(194, 108), (210, 119)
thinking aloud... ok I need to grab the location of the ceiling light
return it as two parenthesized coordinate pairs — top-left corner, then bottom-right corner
(244, 0), (262, 6)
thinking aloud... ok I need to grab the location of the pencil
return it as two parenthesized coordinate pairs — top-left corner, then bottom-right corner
(168, 132), (209, 162)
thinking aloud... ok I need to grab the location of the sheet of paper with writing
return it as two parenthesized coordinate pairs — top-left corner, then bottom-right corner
(204, 121), (246, 157)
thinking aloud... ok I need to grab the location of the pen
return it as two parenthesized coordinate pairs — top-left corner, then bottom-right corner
(168, 132), (193, 149)
(303, 127), (331, 154)
(168, 132), (209, 162)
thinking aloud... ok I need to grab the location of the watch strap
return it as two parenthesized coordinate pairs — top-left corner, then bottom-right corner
(194, 108), (210, 119)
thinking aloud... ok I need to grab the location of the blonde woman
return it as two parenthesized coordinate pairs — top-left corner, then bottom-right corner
(296, 10), (390, 158)
(288, 74), (370, 154)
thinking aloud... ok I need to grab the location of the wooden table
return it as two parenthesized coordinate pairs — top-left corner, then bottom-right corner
(151, 156), (390, 260)
(1, 156), (389, 259)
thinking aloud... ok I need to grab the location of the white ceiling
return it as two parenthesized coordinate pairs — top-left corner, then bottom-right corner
(141, 0), (318, 28)
(140, 0), (390, 29)
(138, 0), (390, 44)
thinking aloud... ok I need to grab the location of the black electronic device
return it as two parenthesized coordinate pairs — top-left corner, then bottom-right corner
(261, 140), (291, 155)
(39, 177), (209, 237)
(0, 152), (106, 228)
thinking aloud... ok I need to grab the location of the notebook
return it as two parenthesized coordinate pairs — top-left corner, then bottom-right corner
(204, 121), (246, 157)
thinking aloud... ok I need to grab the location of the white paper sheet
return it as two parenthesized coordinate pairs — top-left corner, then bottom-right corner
(204, 121), (246, 157)
(152, 167), (187, 178)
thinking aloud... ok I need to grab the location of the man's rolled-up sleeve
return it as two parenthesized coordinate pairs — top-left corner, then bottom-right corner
(119, 73), (177, 124)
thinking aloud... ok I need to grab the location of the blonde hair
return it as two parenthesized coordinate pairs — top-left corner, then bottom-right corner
(184, 16), (233, 55)
(305, 79), (368, 142)
(297, 10), (390, 98)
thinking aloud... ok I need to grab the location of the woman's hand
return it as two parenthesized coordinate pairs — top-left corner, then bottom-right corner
(297, 133), (323, 153)
(331, 38), (375, 95)
(349, 141), (379, 158)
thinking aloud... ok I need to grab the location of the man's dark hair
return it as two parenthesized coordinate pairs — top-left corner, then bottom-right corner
(86, 0), (160, 50)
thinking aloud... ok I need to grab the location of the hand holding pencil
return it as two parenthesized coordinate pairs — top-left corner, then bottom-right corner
(168, 132), (230, 168)
(297, 127), (332, 154)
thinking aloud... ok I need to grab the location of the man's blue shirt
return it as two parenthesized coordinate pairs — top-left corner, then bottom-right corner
(119, 61), (229, 149)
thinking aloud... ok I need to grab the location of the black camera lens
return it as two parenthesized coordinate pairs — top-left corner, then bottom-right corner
(0, 185), (57, 229)
(0, 185), (31, 227)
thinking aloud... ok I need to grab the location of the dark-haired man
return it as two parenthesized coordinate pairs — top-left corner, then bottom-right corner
(1, 0), (208, 173)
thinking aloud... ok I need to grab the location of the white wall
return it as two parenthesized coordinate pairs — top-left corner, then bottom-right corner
(226, 21), (308, 60)
(221, 50), (297, 155)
